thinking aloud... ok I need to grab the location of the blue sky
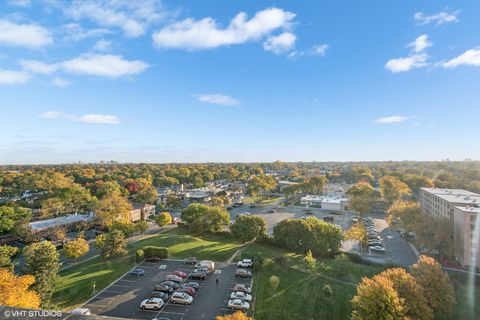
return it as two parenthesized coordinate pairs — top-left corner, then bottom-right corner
(0, 0), (479, 164)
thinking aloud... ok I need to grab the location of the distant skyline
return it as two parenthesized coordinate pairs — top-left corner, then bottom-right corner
(1, 1), (480, 164)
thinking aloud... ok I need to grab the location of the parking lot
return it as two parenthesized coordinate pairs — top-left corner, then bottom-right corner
(83, 259), (253, 320)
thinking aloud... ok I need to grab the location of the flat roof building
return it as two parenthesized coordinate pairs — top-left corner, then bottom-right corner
(419, 187), (480, 220)
(453, 205), (480, 271)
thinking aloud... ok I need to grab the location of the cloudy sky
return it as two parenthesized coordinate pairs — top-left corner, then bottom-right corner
(0, 0), (479, 164)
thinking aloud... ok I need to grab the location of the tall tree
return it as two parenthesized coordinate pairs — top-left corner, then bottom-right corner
(230, 215), (266, 243)
(347, 182), (380, 216)
(379, 176), (412, 205)
(387, 200), (422, 230)
(23, 241), (60, 307)
(63, 237), (89, 262)
(181, 203), (230, 235)
(0, 268), (40, 309)
(410, 255), (456, 320)
(0, 205), (31, 233)
(402, 174), (434, 196)
(95, 192), (132, 227)
(95, 229), (128, 259)
(0, 245), (18, 271)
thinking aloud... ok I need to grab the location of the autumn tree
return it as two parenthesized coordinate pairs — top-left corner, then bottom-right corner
(410, 255), (456, 320)
(269, 275), (280, 294)
(95, 192), (132, 227)
(230, 215), (266, 243)
(344, 222), (367, 245)
(379, 176), (412, 205)
(387, 200), (422, 230)
(24, 241), (60, 307)
(135, 220), (149, 236)
(307, 175), (328, 195)
(63, 237), (89, 262)
(135, 179), (158, 204)
(347, 182), (380, 216)
(155, 212), (172, 227)
(95, 229), (128, 259)
(414, 216), (453, 260)
(0, 245), (18, 270)
(0, 268), (40, 309)
(402, 174), (434, 196)
(351, 276), (405, 320)
(181, 203), (230, 235)
(215, 311), (252, 320)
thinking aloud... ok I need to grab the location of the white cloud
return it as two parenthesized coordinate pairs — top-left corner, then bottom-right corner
(9, 0), (30, 7)
(311, 44), (329, 56)
(61, 23), (110, 42)
(20, 59), (58, 74)
(263, 32), (296, 54)
(152, 7), (296, 50)
(414, 11), (459, 26)
(17, 54), (149, 79)
(92, 39), (112, 52)
(288, 43), (329, 59)
(51, 77), (72, 88)
(385, 35), (432, 73)
(64, 0), (168, 38)
(40, 111), (120, 124)
(408, 34), (432, 53)
(193, 94), (240, 106)
(373, 116), (415, 124)
(61, 54), (149, 78)
(0, 69), (30, 85)
(385, 54), (428, 73)
(0, 19), (52, 48)
(442, 48), (480, 69)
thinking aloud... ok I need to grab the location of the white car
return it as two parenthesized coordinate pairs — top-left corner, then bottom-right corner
(230, 291), (252, 301)
(233, 284), (252, 293)
(140, 298), (164, 310)
(228, 299), (250, 311)
(237, 259), (253, 268)
(170, 292), (193, 305)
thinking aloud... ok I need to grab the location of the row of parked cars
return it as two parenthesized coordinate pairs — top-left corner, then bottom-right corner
(363, 217), (386, 254)
(139, 257), (215, 311)
(227, 259), (254, 312)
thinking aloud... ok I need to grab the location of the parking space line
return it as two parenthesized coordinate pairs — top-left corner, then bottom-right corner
(159, 311), (186, 315)
(102, 290), (124, 294)
(110, 284), (130, 288)
(117, 279), (138, 283)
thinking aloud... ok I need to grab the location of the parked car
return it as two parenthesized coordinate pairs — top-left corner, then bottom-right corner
(153, 284), (173, 293)
(146, 256), (162, 263)
(352, 216), (359, 223)
(323, 216), (334, 222)
(237, 259), (253, 268)
(170, 292), (193, 305)
(189, 271), (207, 280)
(230, 291), (252, 301)
(233, 284), (252, 293)
(178, 286), (196, 296)
(183, 281), (200, 290)
(140, 298), (164, 310)
(183, 257), (198, 265)
(368, 234), (381, 240)
(370, 246), (386, 253)
(268, 209), (277, 213)
(70, 308), (91, 315)
(228, 299), (250, 311)
(161, 281), (179, 289)
(128, 268), (145, 276)
(235, 269), (252, 278)
(368, 243), (384, 248)
(173, 270), (187, 278)
(150, 291), (170, 301)
(165, 274), (183, 283)
(367, 240), (383, 246)
(196, 260), (215, 272)
(193, 267), (209, 274)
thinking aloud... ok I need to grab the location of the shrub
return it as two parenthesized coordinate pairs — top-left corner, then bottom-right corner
(135, 249), (145, 261)
(143, 246), (168, 259)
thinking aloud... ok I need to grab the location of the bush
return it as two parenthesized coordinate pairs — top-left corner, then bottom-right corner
(143, 246), (168, 259)
(155, 212), (172, 227)
(135, 249), (145, 261)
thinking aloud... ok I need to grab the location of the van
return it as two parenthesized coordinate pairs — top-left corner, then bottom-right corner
(196, 260), (215, 272)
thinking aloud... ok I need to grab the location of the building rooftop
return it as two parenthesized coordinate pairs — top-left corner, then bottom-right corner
(421, 188), (480, 204)
(455, 205), (480, 214)
(29, 213), (93, 232)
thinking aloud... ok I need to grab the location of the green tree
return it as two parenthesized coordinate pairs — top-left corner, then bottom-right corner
(24, 241), (60, 307)
(181, 203), (230, 235)
(379, 176), (412, 205)
(135, 220), (149, 236)
(269, 275), (280, 294)
(411, 255), (456, 320)
(95, 229), (128, 259)
(63, 237), (89, 262)
(155, 212), (172, 227)
(347, 182), (380, 216)
(344, 222), (367, 245)
(387, 200), (421, 230)
(303, 250), (318, 274)
(0, 245), (18, 270)
(95, 192), (132, 227)
(402, 174), (434, 196)
(414, 216), (453, 260)
(0, 205), (31, 233)
(230, 215), (266, 243)
(307, 176), (328, 195)
(136, 185), (158, 204)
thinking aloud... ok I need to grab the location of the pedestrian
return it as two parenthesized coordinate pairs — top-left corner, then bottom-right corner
(216, 278), (219, 286)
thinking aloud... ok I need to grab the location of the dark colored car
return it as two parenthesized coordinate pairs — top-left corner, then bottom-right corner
(153, 284), (173, 293)
(150, 291), (170, 301)
(184, 257), (198, 265)
(189, 271), (207, 280)
(161, 281), (179, 289)
(183, 281), (200, 290)
(235, 269), (252, 278)
(323, 216), (334, 222)
(146, 256), (162, 263)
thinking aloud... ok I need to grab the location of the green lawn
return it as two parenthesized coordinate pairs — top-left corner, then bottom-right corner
(247, 243), (385, 320)
(242, 196), (283, 205)
(52, 228), (244, 310)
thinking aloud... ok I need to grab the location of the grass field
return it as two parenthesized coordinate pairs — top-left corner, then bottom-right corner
(242, 196), (282, 205)
(52, 228), (244, 310)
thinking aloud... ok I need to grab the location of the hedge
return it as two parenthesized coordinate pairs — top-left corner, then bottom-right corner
(135, 249), (145, 261)
(143, 246), (168, 259)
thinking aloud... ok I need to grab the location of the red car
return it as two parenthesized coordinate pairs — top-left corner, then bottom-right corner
(173, 270), (187, 278)
(178, 286), (196, 296)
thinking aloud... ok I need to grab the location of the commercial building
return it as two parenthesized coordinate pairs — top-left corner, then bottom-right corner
(453, 205), (480, 271)
(419, 188), (480, 220)
(29, 213), (94, 234)
(300, 195), (349, 211)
